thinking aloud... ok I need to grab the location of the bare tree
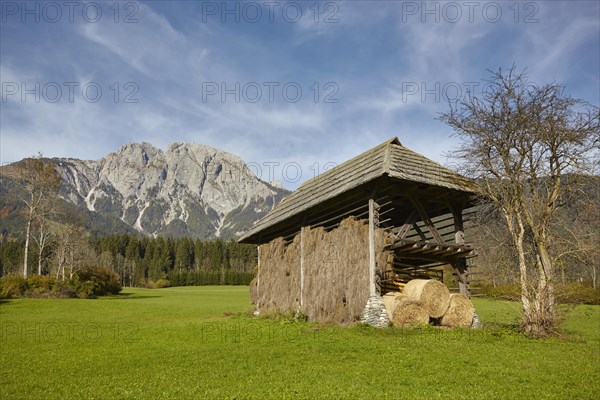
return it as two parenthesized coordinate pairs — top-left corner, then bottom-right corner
(16, 156), (60, 278)
(440, 66), (600, 336)
(552, 194), (600, 288)
(51, 224), (95, 280)
(473, 209), (519, 288)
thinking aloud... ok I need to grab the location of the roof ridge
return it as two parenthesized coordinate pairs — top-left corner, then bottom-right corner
(294, 137), (399, 191)
(382, 138), (397, 174)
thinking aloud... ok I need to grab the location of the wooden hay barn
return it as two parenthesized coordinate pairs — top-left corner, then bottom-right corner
(239, 137), (480, 326)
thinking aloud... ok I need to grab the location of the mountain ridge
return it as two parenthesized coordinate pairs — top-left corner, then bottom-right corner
(1, 142), (290, 240)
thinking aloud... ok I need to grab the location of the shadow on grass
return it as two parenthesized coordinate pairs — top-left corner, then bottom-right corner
(480, 322), (523, 337)
(103, 293), (162, 300)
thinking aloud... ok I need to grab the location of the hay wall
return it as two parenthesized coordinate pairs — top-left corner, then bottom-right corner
(257, 216), (392, 324)
(256, 235), (301, 314)
(249, 277), (258, 305)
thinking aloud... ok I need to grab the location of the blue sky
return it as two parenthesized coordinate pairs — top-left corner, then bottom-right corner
(1, 0), (599, 188)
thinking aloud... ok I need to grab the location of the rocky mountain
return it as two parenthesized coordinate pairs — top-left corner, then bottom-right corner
(2, 143), (289, 240)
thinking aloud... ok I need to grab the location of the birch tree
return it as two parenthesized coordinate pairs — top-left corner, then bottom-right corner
(17, 155), (60, 278)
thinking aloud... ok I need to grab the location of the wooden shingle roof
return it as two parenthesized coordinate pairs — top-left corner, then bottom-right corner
(239, 137), (479, 244)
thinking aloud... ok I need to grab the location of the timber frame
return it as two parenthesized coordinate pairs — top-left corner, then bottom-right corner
(240, 137), (480, 305)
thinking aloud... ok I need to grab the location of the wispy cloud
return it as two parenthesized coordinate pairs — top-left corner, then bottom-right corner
(1, 0), (598, 189)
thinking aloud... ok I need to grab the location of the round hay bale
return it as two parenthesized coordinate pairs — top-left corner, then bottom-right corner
(382, 292), (401, 317)
(391, 295), (430, 327)
(249, 277), (258, 305)
(402, 279), (450, 318)
(440, 294), (474, 328)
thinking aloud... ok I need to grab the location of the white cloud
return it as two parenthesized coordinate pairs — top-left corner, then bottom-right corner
(80, 2), (192, 79)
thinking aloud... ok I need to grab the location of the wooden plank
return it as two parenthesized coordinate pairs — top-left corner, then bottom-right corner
(278, 192), (390, 242)
(404, 220), (468, 241)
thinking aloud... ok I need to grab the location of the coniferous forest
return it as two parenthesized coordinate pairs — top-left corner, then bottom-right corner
(0, 235), (256, 288)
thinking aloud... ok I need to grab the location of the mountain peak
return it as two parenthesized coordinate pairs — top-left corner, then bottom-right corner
(117, 142), (158, 153)
(45, 141), (289, 239)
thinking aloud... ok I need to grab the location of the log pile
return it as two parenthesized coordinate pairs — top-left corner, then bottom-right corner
(383, 279), (475, 328)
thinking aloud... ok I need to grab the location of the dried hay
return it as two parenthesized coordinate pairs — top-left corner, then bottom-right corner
(402, 279), (450, 318)
(390, 294), (429, 327)
(439, 293), (474, 328)
(255, 235), (301, 314)
(381, 292), (402, 317)
(249, 277), (258, 304)
(303, 217), (370, 324)
(257, 216), (393, 324)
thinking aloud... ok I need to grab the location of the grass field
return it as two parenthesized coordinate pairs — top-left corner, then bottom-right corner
(1, 286), (599, 399)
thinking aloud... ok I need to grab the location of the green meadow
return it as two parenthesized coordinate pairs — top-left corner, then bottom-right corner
(1, 286), (599, 399)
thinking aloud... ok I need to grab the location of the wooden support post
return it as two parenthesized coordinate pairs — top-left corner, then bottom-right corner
(450, 206), (470, 297)
(300, 226), (305, 307)
(368, 198), (378, 296)
(256, 245), (261, 311)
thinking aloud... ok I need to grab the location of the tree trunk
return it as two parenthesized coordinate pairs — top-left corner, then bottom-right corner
(69, 251), (74, 280)
(23, 217), (32, 278)
(533, 241), (556, 333)
(505, 212), (533, 329)
(36, 220), (50, 275)
(61, 258), (65, 281)
(38, 243), (43, 275)
(37, 228), (45, 275)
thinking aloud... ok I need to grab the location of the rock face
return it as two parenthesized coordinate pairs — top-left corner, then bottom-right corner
(52, 142), (289, 239)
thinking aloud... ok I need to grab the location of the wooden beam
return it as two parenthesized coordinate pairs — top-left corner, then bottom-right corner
(405, 243), (430, 253)
(388, 239), (470, 252)
(422, 245), (442, 254)
(412, 223), (428, 241)
(410, 197), (445, 244)
(280, 195), (391, 242)
(395, 209), (419, 239)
